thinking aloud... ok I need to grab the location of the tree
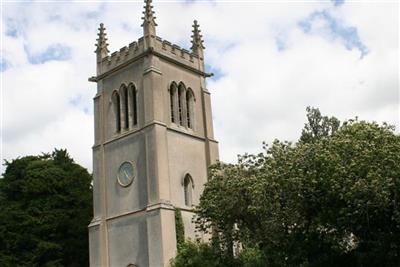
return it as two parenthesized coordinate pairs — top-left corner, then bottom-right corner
(0, 149), (92, 267)
(300, 106), (340, 144)
(187, 108), (400, 267)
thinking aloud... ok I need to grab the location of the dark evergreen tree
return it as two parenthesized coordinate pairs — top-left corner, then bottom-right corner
(0, 149), (92, 267)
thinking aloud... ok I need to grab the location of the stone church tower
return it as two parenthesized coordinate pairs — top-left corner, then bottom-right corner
(88, 1), (219, 266)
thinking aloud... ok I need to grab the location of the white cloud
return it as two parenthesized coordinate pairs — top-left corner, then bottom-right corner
(2, 1), (398, 173)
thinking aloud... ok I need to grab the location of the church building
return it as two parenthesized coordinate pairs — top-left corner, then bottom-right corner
(88, 0), (219, 266)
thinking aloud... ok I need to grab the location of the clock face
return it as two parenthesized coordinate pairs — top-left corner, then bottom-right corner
(117, 161), (135, 187)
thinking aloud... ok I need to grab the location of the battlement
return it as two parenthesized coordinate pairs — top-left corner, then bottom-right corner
(98, 35), (201, 76)
(98, 39), (144, 74)
(154, 36), (200, 70)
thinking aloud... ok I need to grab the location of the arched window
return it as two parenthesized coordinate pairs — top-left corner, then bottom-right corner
(128, 84), (138, 127)
(186, 89), (194, 129)
(112, 91), (121, 133)
(183, 174), (193, 207)
(169, 83), (177, 123)
(133, 87), (138, 126)
(178, 83), (186, 126)
(120, 85), (129, 129)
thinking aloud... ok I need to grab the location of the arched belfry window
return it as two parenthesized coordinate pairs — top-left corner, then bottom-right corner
(120, 85), (129, 130)
(178, 83), (186, 126)
(169, 83), (177, 123)
(128, 83), (138, 127)
(170, 82), (194, 129)
(112, 91), (121, 133)
(186, 89), (194, 129)
(183, 174), (193, 207)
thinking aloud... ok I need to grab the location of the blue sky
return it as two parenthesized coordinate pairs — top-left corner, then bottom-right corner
(299, 10), (368, 58)
(332, 0), (345, 6)
(2, 0), (398, 172)
(25, 44), (72, 64)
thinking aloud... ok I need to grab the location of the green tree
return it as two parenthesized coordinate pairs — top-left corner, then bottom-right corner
(186, 108), (400, 267)
(175, 208), (185, 250)
(0, 149), (93, 267)
(300, 106), (340, 143)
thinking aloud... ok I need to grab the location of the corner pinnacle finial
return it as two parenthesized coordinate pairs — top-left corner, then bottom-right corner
(191, 20), (205, 54)
(95, 23), (109, 59)
(142, 0), (157, 36)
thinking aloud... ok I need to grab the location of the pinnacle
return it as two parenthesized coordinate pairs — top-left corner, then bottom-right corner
(141, 0), (157, 27)
(95, 23), (109, 55)
(191, 20), (205, 51)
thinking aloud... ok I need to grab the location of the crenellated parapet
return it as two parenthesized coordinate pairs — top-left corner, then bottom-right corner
(95, 35), (205, 77)
(154, 36), (201, 69)
(96, 39), (144, 75)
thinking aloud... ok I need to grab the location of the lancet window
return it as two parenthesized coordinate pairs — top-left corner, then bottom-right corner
(120, 85), (129, 129)
(169, 83), (177, 123)
(112, 91), (121, 133)
(183, 174), (193, 207)
(128, 83), (138, 126)
(186, 89), (194, 129)
(178, 83), (185, 126)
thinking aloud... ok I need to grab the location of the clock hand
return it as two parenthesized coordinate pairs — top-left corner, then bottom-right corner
(124, 170), (129, 178)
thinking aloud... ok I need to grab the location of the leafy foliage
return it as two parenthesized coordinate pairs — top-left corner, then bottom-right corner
(174, 107), (400, 267)
(0, 149), (93, 267)
(170, 240), (235, 267)
(175, 208), (185, 250)
(300, 106), (340, 143)
(170, 241), (264, 267)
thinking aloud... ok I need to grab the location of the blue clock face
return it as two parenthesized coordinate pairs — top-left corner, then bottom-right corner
(117, 162), (135, 187)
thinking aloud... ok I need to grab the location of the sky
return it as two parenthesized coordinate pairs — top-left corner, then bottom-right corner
(1, 0), (399, 174)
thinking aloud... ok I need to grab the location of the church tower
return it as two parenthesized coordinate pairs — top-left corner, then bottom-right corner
(88, 1), (219, 266)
